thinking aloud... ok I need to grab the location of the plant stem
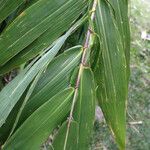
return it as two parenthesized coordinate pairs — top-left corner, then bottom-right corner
(64, 0), (98, 149)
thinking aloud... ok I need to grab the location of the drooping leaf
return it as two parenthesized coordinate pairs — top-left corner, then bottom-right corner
(0, 92), (26, 145)
(0, 0), (131, 150)
(73, 67), (96, 149)
(0, 0), (24, 24)
(94, 0), (128, 149)
(8, 68), (45, 139)
(52, 121), (79, 150)
(0, 27), (75, 128)
(0, 14), (87, 75)
(108, 0), (130, 81)
(0, 45), (82, 145)
(0, 0), (88, 67)
(0, 17), (85, 140)
(54, 67), (96, 150)
(17, 46), (83, 127)
(3, 88), (74, 150)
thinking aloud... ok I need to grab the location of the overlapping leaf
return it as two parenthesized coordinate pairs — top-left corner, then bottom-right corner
(73, 67), (95, 149)
(3, 88), (74, 150)
(52, 67), (95, 150)
(0, 0), (88, 68)
(0, 0), (24, 24)
(0, 0), (131, 149)
(52, 121), (79, 150)
(94, 0), (128, 149)
(0, 8), (87, 75)
(0, 25), (79, 128)
(108, 0), (130, 81)
(17, 46), (83, 127)
(7, 68), (45, 139)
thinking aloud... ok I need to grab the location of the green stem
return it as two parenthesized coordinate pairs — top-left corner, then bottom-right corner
(64, 0), (98, 149)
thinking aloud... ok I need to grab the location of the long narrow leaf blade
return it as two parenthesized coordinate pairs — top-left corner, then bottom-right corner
(0, 28), (73, 127)
(3, 88), (74, 150)
(17, 46), (83, 127)
(73, 67), (96, 149)
(8, 68), (45, 139)
(0, 0), (88, 66)
(54, 67), (96, 150)
(0, 45), (82, 144)
(94, 0), (128, 149)
(108, 0), (130, 81)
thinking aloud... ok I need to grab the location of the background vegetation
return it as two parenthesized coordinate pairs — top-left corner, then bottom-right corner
(92, 0), (150, 149)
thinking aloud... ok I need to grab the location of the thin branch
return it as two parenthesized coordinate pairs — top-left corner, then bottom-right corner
(64, 0), (98, 149)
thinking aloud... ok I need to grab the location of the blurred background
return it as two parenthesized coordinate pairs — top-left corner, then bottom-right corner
(92, 0), (150, 149)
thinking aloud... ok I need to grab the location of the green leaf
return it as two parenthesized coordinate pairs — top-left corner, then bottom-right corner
(8, 68), (45, 139)
(94, 0), (128, 149)
(0, 14), (87, 75)
(0, 0), (88, 67)
(108, 0), (131, 81)
(73, 67), (96, 149)
(52, 121), (79, 150)
(17, 46), (83, 127)
(3, 88), (74, 150)
(0, 17), (85, 139)
(51, 67), (95, 150)
(5, 0), (41, 26)
(0, 28), (73, 128)
(0, 0), (24, 24)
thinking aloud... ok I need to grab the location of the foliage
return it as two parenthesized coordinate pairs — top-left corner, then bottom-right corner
(92, 0), (150, 149)
(0, 0), (130, 149)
